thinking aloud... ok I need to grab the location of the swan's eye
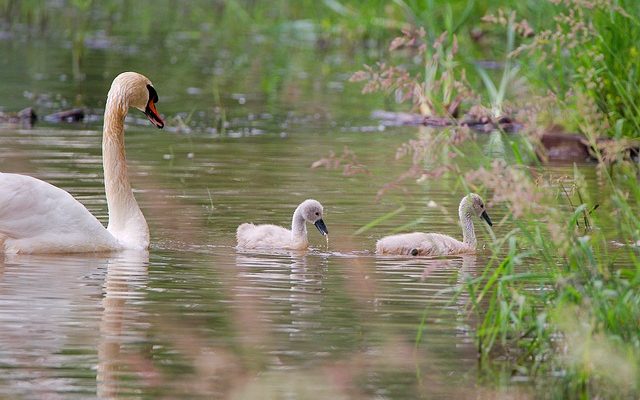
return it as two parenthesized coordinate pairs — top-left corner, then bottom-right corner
(315, 212), (319, 216)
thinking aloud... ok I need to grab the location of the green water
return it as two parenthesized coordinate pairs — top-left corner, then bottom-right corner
(0, 14), (599, 399)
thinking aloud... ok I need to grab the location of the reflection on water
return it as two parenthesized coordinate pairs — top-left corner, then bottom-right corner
(0, 246), (491, 398)
(97, 251), (149, 399)
(0, 252), (148, 398)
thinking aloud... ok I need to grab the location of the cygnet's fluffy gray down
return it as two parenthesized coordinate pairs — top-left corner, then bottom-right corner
(236, 223), (295, 249)
(376, 232), (473, 256)
(236, 199), (328, 250)
(375, 193), (492, 256)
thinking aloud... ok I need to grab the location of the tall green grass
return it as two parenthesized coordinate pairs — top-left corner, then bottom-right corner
(519, 0), (640, 138)
(462, 155), (640, 397)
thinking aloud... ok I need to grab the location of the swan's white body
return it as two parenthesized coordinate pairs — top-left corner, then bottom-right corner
(0, 72), (164, 254)
(376, 194), (492, 256)
(236, 199), (328, 250)
(0, 174), (120, 253)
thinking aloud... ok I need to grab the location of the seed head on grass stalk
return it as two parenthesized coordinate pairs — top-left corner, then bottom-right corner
(465, 159), (544, 219)
(512, 0), (640, 138)
(350, 26), (472, 117)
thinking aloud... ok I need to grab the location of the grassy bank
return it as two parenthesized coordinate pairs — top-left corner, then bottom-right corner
(463, 154), (640, 398)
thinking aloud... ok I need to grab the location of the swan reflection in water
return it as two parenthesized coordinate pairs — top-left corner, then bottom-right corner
(375, 253), (478, 330)
(373, 253), (480, 394)
(0, 251), (149, 399)
(233, 251), (327, 350)
(97, 250), (149, 399)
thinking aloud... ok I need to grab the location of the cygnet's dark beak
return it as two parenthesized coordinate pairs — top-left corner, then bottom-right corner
(314, 219), (328, 236)
(145, 84), (164, 129)
(481, 211), (493, 226)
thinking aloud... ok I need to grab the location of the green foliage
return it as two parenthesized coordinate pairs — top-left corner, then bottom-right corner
(464, 157), (640, 397)
(518, 0), (640, 138)
(475, 13), (519, 118)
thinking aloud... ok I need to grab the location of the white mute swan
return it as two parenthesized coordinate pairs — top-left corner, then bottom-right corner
(0, 72), (164, 253)
(236, 199), (329, 250)
(376, 193), (492, 256)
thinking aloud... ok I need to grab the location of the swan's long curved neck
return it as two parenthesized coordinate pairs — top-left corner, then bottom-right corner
(102, 94), (148, 248)
(291, 206), (308, 243)
(459, 203), (476, 248)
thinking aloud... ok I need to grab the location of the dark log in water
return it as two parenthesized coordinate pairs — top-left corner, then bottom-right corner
(371, 111), (638, 163)
(539, 131), (591, 161)
(371, 110), (522, 133)
(44, 108), (85, 123)
(0, 107), (37, 126)
(540, 130), (639, 162)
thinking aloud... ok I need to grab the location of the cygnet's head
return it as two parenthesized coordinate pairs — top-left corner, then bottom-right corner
(298, 199), (328, 236)
(109, 71), (164, 128)
(463, 193), (492, 226)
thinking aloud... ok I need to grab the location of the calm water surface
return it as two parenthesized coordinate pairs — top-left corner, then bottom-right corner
(0, 124), (500, 399)
(0, 32), (596, 399)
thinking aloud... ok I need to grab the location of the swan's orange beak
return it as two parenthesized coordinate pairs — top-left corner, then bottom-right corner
(145, 99), (164, 129)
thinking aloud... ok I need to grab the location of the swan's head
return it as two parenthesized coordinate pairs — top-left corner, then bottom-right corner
(109, 71), (164, 129)
(463, 193), (492, 226)
(298, 199), (328, 236)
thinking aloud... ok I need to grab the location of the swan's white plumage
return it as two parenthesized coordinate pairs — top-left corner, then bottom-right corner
(0, 71), (163, 254)
(375, 193), (492, 256)
(0, 173), (119, 253)
(236, 199), (327, 250)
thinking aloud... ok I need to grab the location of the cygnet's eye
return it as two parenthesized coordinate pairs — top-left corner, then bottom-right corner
(315, 212), (319, 216)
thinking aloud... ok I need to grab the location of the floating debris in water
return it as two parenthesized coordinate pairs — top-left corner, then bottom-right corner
(0, 107), (37, 126)
(186, 87), (203, 95)
(44, 108), (85, 123)
(231, 93), (246, 105)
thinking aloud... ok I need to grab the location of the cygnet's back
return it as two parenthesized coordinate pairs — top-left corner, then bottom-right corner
(236, 223), (293, 249)
(376, 232), (472, 256)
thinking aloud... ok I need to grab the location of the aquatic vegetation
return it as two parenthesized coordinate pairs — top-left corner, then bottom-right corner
(462, 156), (640, 397)
(475, 10), (524, 119)
(513, 0), (640, 138)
